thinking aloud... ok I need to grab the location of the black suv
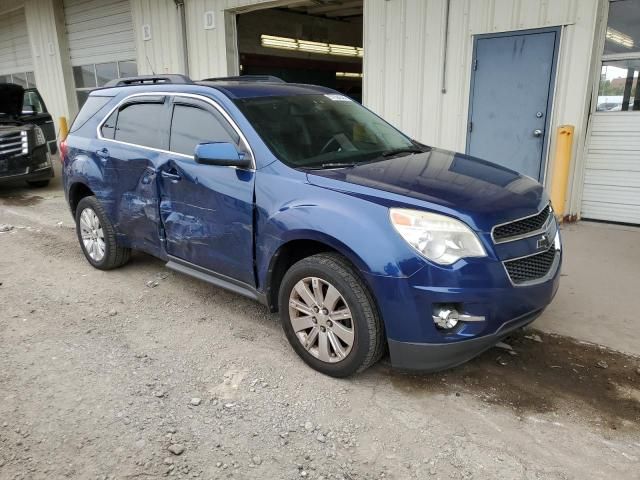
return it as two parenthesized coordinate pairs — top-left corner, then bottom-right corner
(0, 83), (55, 187)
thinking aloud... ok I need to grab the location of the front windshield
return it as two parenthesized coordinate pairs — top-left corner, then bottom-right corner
(234, 94), (416, 168)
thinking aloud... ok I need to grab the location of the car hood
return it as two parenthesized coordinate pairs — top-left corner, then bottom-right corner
(0, 83), (24, 117)
(305, 148), (548, 233)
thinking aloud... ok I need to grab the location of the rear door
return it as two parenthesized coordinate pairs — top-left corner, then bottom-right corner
(99, 95), (169, 256)
(158, 95), (256, 286)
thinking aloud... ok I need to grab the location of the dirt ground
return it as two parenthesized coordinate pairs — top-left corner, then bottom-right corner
(1, 171), (639, 480)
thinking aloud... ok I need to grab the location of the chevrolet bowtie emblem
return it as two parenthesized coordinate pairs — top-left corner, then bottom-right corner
(537, 234), (551, 250)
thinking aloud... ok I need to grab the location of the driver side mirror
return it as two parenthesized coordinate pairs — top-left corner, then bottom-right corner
(194, 142), (251, 168)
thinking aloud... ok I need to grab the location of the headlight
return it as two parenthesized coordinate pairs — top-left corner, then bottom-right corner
(34, 126), (46, 147)
(389, 208), (487, 265)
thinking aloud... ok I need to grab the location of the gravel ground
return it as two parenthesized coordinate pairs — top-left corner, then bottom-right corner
(0, 171), (639, 480)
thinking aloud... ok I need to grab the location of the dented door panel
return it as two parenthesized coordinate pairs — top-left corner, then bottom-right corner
(158, 157), (255, 286)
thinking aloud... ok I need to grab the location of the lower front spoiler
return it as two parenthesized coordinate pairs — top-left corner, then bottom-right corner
(387, 309), (544, 373)
(0, 166), (54, 184)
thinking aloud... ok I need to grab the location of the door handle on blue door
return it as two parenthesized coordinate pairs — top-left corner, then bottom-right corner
(533, 129), (543, 137)
(161, 171), (182, 181)
(96, 148), (109, 161)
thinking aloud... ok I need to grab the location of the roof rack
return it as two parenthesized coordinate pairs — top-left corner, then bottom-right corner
(201, 75), (286, 84)
(103, 74), (193, 87)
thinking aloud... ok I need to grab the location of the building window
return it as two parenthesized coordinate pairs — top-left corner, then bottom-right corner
(0, 71), (36, 88)
(73, 61), (138, 107)
(597, 0), (640, 111)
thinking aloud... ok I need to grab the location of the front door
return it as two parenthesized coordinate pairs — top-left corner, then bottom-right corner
(158, 96), (256, 286)
(467, 28), (560, 180)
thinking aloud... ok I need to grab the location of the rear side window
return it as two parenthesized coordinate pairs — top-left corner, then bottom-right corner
(169, 104), (239, 156)
(115, 102), (165, 149)
(70, 95), (112, 133)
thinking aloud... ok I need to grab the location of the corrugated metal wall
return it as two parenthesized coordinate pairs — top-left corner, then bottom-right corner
(63, 0), (136, 66)
(0, 0), (77, 122)
(363, 0), (600, 216)
(0, 8), (32, 75)
(582, 113), (640, 223)
(185, 0), (282, 80)
(130, 0), (184, 75)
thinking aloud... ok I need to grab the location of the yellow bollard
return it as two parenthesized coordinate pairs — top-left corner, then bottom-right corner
(549, 125), (574, 222)
(58, 116), (69, 141)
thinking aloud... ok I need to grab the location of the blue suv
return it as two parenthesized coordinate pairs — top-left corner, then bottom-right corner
(62, 75), (561, 377)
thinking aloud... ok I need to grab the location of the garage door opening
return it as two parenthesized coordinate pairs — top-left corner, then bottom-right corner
(235, 1), (363, 101)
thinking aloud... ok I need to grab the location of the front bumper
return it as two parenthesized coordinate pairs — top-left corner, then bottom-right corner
(387, 308), (543, 372)
(0, 149), (54, 184)
(363, 230), (561, 372)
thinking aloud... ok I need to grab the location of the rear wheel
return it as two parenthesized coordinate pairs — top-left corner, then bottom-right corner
(75, 196), (130, 270)
(279, 253), (384, 377)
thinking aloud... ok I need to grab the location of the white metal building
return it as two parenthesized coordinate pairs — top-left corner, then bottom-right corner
(0, 0), (638, 225)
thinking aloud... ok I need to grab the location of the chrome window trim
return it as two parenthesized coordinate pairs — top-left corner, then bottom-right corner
(501, 231), (561, 287)
(95, 91), (256, 169)
(491, 204), (553, 244)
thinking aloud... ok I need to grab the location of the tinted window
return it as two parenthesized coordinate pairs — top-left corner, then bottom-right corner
(170, 104), (238, 156)
(23, 90), (46, 114)
(70, 95), (112, 133)
(115, 102), (165, 149)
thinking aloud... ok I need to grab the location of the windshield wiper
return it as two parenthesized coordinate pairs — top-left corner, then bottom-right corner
(313, 162), (357, 169)
(381, 147), (423, 158)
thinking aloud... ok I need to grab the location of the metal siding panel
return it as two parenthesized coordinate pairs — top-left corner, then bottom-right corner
(0, 8), (33, 75)
(364, 0), (598, 219)
(582, 114), (640, 223)
(63, 0), (136, 65)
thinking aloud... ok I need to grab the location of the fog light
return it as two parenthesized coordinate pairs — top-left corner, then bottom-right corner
(433, 308), (459, 330)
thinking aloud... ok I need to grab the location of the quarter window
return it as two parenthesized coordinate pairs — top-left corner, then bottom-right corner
(169, 105), (239, 156)
(115, 102), (165, 149)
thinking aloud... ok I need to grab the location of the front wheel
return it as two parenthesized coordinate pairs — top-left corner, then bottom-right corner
(279, 253), (385, 377)
(75, 196), (130, 270)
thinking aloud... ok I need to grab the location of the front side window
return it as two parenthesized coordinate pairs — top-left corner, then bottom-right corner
(114, 102), (165, 149)
(234, 94), (415, 168)
(169, 104), (239, 156)
(23, 90), (46, 114)
(597, 0), (640, 112)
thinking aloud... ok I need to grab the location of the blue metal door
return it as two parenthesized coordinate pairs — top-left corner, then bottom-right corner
(467, 28), (559, 180)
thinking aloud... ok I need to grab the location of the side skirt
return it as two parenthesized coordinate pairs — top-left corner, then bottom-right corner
(165, 256), (268, 305)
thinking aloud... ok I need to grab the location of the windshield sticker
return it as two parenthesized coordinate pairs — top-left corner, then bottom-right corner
(325, 94), (352, 102)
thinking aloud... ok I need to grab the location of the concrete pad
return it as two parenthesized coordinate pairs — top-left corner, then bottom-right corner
(535, 220), (640, 356)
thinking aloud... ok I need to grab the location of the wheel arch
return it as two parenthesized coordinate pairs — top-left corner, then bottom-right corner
(264, 234), (377, 315)
(68, 182), (95, 217)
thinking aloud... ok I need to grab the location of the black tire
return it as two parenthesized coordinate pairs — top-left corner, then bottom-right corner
(75, 195), (130, 270)
(26, 180), (50, 188)
(279, 253), (385, 377)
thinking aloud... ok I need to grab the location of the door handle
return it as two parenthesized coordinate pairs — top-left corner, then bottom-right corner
(96, 148), (109, 160)
(161, 170), (182, 181)
(533, 129), (543, 137)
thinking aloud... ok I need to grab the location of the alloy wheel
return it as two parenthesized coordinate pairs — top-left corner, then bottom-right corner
(288, 277), (355, 363)
(79, 207), (106, 262)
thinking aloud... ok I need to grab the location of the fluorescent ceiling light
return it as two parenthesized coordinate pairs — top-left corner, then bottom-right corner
(261, 34), (363, 58)
(336, 72), (363, 78)
(606, 27), (634, 49)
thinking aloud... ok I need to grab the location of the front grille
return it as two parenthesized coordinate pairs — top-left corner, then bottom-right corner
(0, 131), (27, 158)
(493, 205), (552, 242)
(503, 246), (557, 285)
